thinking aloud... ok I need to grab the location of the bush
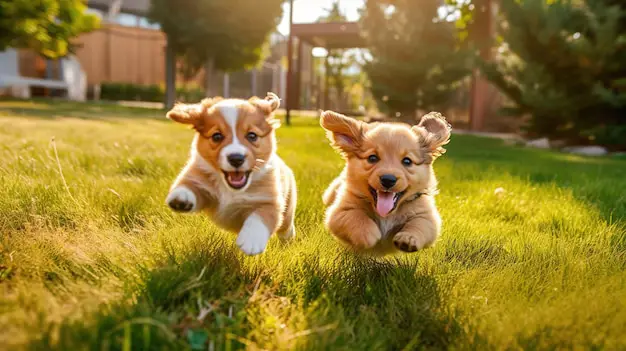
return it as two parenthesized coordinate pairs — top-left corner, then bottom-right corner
(582, 125), (626, 151)
(100, 83), (206, 103)
(100, 83), (164, 102)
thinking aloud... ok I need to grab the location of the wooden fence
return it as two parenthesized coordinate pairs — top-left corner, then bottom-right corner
(75, 24), (167, 86)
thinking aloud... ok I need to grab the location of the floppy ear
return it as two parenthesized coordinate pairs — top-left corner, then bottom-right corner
(250, 92), (281, 114)
(265, 92), (280, 112)
(411, 112), (451, 160)
(249, 92), (282, 129)
(320, 110), (367, 156)
(166, 97), (221, 132)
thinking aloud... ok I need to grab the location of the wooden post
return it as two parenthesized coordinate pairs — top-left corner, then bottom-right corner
(295, 39), (303, 111)
(165, 40), (176, 109)
(285, 0), (294, 125)
(324, 53), (330, 110)
(469, 0), (494, 131)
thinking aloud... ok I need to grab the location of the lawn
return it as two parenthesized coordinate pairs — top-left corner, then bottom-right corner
(1, 99), (625, 350)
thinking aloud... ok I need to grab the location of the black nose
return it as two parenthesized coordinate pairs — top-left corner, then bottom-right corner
(380, 174), (397, 189)
(227, 153), (246, 168)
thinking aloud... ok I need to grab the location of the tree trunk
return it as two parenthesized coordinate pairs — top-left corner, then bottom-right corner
(204, 58), (215, 97)
(165, 39), (176, 109)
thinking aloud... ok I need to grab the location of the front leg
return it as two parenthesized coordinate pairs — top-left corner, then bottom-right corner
(393, 210), (442, 252)
(236, 205), (279, 256)
(326, 206), (381, 250)
(166, 167), (213, 213)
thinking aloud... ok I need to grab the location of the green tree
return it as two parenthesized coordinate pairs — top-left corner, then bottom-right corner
(480, 0), (626, 149)
(0, 0), (99, 59)
(361, 0), (471, 122)
(149, 0), (283, 104)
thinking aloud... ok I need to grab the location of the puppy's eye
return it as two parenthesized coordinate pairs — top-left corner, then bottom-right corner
(402, 157), (413, 167)
(246, 132), (258, 142)
(367, 155), (379, 164)
(211, 133), (224, 143)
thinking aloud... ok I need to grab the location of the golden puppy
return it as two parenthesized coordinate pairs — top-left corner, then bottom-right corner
(165, 93), (296, 256)
(320, 111), (450, 254)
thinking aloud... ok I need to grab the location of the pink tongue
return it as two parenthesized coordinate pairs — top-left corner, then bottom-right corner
(228, 173), (246, 186)
(376, 191), (395, 217)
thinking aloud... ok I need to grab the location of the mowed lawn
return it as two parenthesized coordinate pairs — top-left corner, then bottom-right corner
(1, 99), (625, 350)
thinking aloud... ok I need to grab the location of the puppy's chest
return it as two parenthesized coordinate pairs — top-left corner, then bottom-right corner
(210, 191), (273, 228)
(375, 217), (405, 238)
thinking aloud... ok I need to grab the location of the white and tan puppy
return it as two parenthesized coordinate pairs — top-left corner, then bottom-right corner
(165, 93), (297, 256)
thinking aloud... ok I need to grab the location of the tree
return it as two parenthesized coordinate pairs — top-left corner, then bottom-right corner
(0, 0), (99, 59)
(479, 0), (626, 149)
(361, 0), (471, 123)
(149, 0), (283, 105)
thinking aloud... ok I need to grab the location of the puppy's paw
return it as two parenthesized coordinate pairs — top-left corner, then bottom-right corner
(166, 186), (196, 212)
(351, 230), (381, 250)
(236, 214), (271, 256)
(393, 232), (422, 253)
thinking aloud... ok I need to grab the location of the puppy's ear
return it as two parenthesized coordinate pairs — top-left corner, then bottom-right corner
(265, 92), (281, 112)
(250, 92), (281, 114)
(166, 97), (220, 132)
(411, 112), (451, 160)
(320, 110), (367, 156)
(249, 92), (281, 129)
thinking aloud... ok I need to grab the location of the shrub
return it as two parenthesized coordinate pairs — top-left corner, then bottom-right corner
(100, 83), (206, 103)
(480, 0), (626, 149)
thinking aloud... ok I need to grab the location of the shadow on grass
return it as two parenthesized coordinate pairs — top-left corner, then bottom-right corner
(31, 235), (252, 350)
(277, 253), (469, 349)
(31, 235), (469, 350)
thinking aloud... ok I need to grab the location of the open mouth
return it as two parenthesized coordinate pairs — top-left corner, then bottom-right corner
(223, 171), (251, 189)
(369, 186), (405, 217)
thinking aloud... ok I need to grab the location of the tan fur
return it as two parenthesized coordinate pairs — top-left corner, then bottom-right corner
(320, 111), (451, 254)
(166, 93), (297, 255)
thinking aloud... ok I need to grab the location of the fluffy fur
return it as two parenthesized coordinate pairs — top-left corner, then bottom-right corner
(165, 93), (296, 256)
(320, 110), (451, 254)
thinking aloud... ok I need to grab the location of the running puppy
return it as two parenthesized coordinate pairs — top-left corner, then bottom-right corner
(165, 93), (296, 256)
(320, 111), (450, 254)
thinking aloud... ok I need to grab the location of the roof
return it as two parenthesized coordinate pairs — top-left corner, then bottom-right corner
(292, 22), (365, 49)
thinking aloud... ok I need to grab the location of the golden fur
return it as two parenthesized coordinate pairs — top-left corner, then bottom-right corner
(320, 111), (451, 254)
(166, 93), (296, 255)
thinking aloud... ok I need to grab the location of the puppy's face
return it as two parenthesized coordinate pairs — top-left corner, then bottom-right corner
(321, 111), (450, 217)
(167, 93), (281, 191)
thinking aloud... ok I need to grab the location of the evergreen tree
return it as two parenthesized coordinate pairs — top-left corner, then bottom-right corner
(361, 0), (470, 122)
(480, 0), (626, 149)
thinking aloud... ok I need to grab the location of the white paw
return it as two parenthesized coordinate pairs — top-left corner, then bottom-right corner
(166, 186), (196, 212)
(236, 213), (270, 255)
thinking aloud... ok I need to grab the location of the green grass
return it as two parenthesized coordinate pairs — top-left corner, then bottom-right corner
(1, 99), (625, 350)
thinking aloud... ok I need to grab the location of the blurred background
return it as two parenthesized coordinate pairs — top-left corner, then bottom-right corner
(1, 0), (624, 151)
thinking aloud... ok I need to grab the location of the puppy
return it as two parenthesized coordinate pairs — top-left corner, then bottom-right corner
(165, 93), (296, 256)
(320, 111), (450, 254)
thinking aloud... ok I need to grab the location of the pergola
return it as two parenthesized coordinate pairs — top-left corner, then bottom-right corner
(284, 21), (364, 124)
(284, 0), (495, 131)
